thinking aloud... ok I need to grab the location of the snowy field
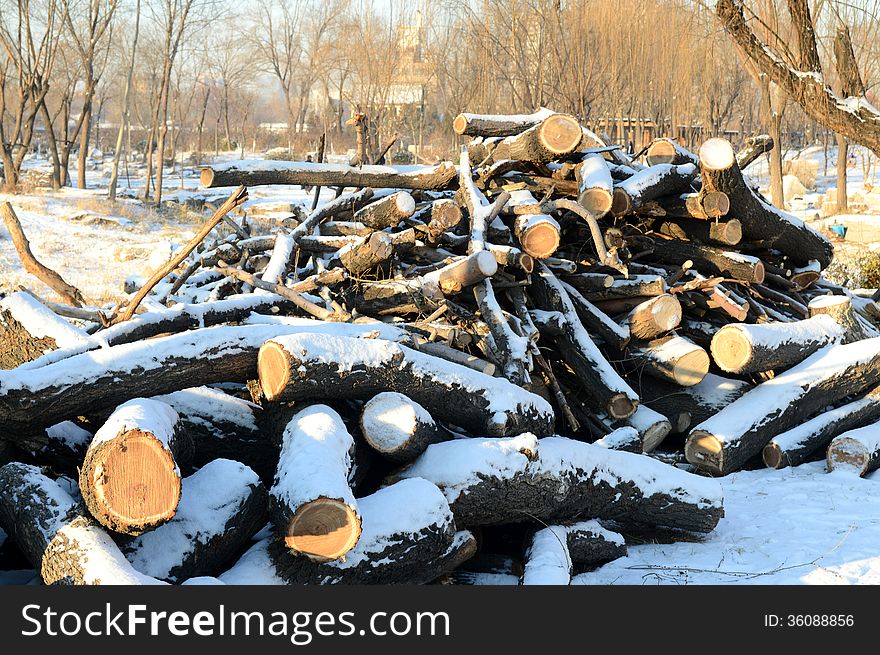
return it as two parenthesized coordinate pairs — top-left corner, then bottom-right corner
(2, 147), (880, 585)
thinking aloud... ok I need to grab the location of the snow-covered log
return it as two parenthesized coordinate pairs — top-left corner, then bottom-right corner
(645, 191), (730, 220)
(0, 292), (90, 369)
(627, 335), (710, 387)
(531, 264), (638, 418)
(360, 392), (447, 462)
(391, 434), (724, 532)
(522, 520), (627, 585)
(557, 280), (630, 350)
(331, 231), (393, 275)
(0, 323), (403, 435)
(353, 191), (416, 229)
(611, 163), (698, 216)
(645, 138), (699, 166)
(655, 217), (743, 246)
(698, 137), (833, 268)
(79, 399), (187, 535)
(644, 238), (765, 284)
(0, 462), (162, 585)
(763, 386), (880, 469)
(565, 274), (666, 302)
(513, 212), (561, 259)
(827, 422), (880, 476)
(624, 294), (682, 340)
(637, 373), (750, 435)
(269, 405), (361, 561)
(476, 114), (584, 164)
(620, 405), (672, 452)
(473, 279), (530, 385)
(452, 108), (555, 138)
(425, 199), (463, 244)
(576, 153), (614, 218)
(687, 337), (880, 475)
(269, 478), (476, 584)
(257, 333), (554, 436)
(592, 426), (642, 453)
(201, 160), (457, 191)
(123, 459), (267, 581)
(736, 134), (774, 169)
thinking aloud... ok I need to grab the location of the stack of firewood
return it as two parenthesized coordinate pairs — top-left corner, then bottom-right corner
(1, 107), (878, 586)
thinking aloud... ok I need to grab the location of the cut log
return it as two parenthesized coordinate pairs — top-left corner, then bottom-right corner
(522, 520), (627, 585)
(487, 244), (535, 273)
(513, 213), (561, 259)
(620, 405), (672, 452)
(611, 163), (698, 216)
(201, 161), (457, 191)
(710, 296), (863, 375)
(628, 335), (710, 387)
(452, 107), (555, 137)
(353, 191), (416, 229)
(259, 233), (294, 286)
(392, 434), (724, 532)
(269, 478), (475, 584)
(576, 153), (614, 218)
(258, 332), (554, 436)
(79, 398), (186, 535)
(736, 134), (774, 169)
(531, 264), (638, 418)
(0, 292), (91, 369)
(421, 250), (498, 294)
(687, 337), (880, 475)
(625, 294), (682, 340)
(637, 373), (750, 435)
(655, 217), (743, 246)
(0, 462), (162, 584)
(319, 221), (373, 237)
(644, 191), (730, 220)
(360, 392), (447, 462)
(474, 279), (530, 385)
(0, 323), (404, 436)
(332, 231), (394, 275)
(645, 138), (699, 166)
(763, 386), (880, 469)
(485, 114), (584, 164)
(827, 423), (880, 476)
(425, 199), (463, 244)
(123, 459), (267, 582)
(565, 274), (666, 302)
(593, 426), (642, 453)
(559, 280), (631, 350)
(791, 260), (821, 289)
(698, 138), (833, 268)
(269, 405), (361, 561)
(153, 386), (277, 483)
(644, 238), (765, 284)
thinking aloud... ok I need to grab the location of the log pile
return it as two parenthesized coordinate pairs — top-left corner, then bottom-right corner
(3, 106), (879, 586)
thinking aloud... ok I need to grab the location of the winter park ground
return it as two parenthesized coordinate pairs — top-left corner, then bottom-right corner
(2, 147), (880, 585)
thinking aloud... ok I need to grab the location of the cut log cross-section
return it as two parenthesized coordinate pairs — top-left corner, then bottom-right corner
(645, 138), (699, 166)
(827, 423), (880, 477)
(514, 213), (561, 260)
(79, 398), (187, 536)
(576, 153), (614, 218)
(628, 335), (710, 387)
(699, 137), (833, 268)
(353, 191), (416, 229)
(269, 405), (361, 561)
(258, 332), (555, 436)
(360, 392), (448, 462)
(625, 294), (683, 340)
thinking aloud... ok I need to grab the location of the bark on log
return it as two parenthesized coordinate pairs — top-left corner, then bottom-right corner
(479, 114), (584, 164)
(452, 108), (555, 137)
(827, 422), (880, 476)
(627, 335), (710, 387)
(763, 386), (880, 469)
(530, 264), (638, 418)
(422, 250), (499, 294)
(332, 231), (394, 275)
(474, 280), (530, 385)
(687, 336), (880, 475)
(392, 434), (724, 532)
(360, 392), (448, 462)
(645, 138), (699, 166)
(513, 212), (561, 259)
(736, 135), (774, 169)
(1, 202), (86, 307)
(655, 217), (743, 246)
(201, 161), (457, 191)
(625, 294), (683, 340)
(619, 404), (672, 452)
(592, 426), (642, 453)
(0, 323), (402, 435)
(642, 191), (730, 220)
(643, 238), (765, 283)
(565, 274), (666, 302)
(123, 459), (267, 581)
(257, 332), (554, 436)
(698, 137), (833, 267)
(353, 191), (416, 229)
(559, 280), (631, 350)
(0, 292), (91, 369)
(636, 373), (750, 435)
(611, 163), (698, 216)
(522, 520), (627, 585)
(269, 478), (475, 584)
(79, 398), (187, 535)
(269, 405), (361, 561)
(0, 462), (162, 584)
(576, 153), (614, 218)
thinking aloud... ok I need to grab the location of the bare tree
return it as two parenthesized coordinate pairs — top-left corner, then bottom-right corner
(108, 0), (140, 200)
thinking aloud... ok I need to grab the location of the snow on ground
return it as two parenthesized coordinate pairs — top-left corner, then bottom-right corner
(574, 462), (880, 585)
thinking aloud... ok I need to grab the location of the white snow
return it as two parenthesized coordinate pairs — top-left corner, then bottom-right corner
(154, 386), (260, 434)
(270, 405), (357, 524)
(573, 462), (880, 585)
(361, 392), (433, 452)
(594, 426), (640, 450)
(218, 539), (285, 585)
(44, 421), (93, 449)
(618, 163), (696, 197)
(90, 398), (179, 449)
(258, 232), (294, 288)
(522, 526), (571, 585)
(0, 292), (90, 348)
(577, 152), (613, 192)
(125, 459), (262, 580)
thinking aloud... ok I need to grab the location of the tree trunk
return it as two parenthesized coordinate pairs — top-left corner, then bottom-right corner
(359, 392), (447, 463)
(611, 163), (698, 216)
(836, 134), (848, 212)
(353, 191), (416, 229)
(0, 293), (90, 369)
(452, 108), (554, 137)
